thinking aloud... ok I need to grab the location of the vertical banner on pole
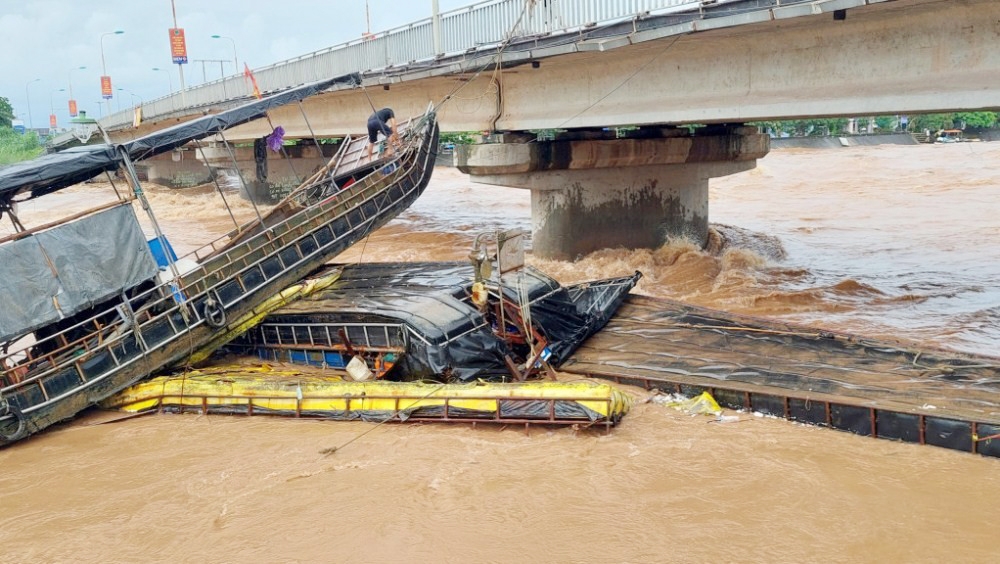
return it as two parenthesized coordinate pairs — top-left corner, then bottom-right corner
(101, 76), (113, 100)
(68, 99), (78, 117)
(169, 28), (188, 64)
(49, 114), (57, 129)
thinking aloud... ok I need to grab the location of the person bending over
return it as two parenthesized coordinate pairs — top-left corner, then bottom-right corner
(366, 107), (400, 160)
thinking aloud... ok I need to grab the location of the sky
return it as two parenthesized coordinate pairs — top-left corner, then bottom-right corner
(2, 0), (480, 129)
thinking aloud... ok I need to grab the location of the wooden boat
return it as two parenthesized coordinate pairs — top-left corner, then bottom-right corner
(0, 76), (440, 445)
(228, 261), (642, 383)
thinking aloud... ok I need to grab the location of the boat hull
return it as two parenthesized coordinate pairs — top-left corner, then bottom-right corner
(0, 116), (440, 446)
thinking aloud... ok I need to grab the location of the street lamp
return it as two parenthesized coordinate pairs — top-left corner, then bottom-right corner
(24, 78), (40, 130)
(100, 30), (125, 115)
(211, 35), (239, 72)
(117, 87), (142, 110)
(49, 88), (65, 129)
(68, 66), (86, 116)
(151, 67), (174, 95)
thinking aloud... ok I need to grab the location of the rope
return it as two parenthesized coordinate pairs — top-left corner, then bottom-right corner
(544, 34), (684, 134)
(432, 0), (532, 116)
(318, 383), (447, 456)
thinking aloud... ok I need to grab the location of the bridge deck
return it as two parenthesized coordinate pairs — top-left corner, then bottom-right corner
(563, 295), (1000, 456)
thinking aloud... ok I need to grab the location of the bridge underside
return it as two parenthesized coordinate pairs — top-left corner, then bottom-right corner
(111, 0), (1000, 145)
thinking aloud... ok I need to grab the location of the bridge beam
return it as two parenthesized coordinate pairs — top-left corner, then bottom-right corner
(457, 128), (769, 260)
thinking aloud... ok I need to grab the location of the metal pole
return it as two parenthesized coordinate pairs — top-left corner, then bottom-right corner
(171, 0), (187, 107)
(68, 67), (80, 100)
(100, 32), (124, 116)
(49, 88), (65, 129)
(24, 79), (40, 130)
(212, 35), (239, 71)
(432, 0), (441, 55)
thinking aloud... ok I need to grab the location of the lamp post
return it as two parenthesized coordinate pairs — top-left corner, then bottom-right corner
(50, 88), (65, 130)
(117, 88), (142, 110)
(24, 78), (40, 130)
(211, 35), (239, 72)
(152, 67), (174, 94)
(100, 30), (125, 115)
(68, 65), (86, 117)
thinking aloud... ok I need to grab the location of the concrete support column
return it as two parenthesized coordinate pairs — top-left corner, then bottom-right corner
(528, 162), (750, 260)
(457, 128), (768, 260)
(143, 149), (213, 188)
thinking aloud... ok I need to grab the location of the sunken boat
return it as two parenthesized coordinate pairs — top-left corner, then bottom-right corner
(228, 242), (641, 383)
(0, 77), (440, 445)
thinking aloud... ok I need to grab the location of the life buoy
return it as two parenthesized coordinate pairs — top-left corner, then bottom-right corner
(0, 405), (26, 442)
(203, 298), (228, 328)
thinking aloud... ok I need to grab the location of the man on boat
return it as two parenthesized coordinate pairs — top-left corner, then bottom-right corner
(366, 107), (400, 161)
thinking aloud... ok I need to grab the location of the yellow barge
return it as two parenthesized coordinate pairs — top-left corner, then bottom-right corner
(102, 365), (632, 431)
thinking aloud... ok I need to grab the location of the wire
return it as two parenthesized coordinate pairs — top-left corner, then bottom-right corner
(319, 383), (447, 456)
(546, 34), (683, 134)
(433, 0), (533, 115)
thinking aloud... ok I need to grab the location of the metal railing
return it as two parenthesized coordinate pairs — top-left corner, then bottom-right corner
(95, 0), (726, 130)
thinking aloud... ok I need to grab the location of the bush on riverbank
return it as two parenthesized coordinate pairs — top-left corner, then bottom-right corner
(0, 127), (44, 165)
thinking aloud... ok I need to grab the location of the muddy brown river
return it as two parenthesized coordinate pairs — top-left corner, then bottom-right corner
(2, 142), (999, 562)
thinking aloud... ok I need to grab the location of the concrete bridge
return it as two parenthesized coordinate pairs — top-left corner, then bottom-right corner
(71, 0), (1000, 259)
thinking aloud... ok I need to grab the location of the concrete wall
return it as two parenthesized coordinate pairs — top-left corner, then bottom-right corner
(771, 133), (920, 149)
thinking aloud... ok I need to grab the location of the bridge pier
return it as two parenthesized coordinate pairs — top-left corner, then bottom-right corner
(142, 149), (214, 188)
(456, 127), (769, 260)
(140, 144), (337, 201)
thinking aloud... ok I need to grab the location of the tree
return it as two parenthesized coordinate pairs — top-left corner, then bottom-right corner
(0, 96), (14, 128)
(874, 116), (896, 131)
(954, 112), (997, 129)
(909, 113), (954, 132)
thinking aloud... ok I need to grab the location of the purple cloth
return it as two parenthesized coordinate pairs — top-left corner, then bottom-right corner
(266, 126), (285, 152)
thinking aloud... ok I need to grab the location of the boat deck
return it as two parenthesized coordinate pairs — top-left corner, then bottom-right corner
(563, 295), (1000, 457)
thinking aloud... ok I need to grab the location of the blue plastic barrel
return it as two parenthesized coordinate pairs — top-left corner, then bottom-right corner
(147, 237), (177, 268)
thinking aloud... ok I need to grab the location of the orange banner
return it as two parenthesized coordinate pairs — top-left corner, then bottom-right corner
(169, 28), (188, 64)
(49, 114), (57, 128)
(101, 75), (113, 99)
(68, 99), (78, 117)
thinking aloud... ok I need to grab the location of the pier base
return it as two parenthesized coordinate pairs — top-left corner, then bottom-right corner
(456, 128), (769, 260)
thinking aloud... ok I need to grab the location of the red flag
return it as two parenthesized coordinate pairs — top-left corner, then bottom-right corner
(244, 63), (261, 99)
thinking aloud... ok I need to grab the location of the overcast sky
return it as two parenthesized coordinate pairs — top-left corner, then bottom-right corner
(3, 0), (479, 128)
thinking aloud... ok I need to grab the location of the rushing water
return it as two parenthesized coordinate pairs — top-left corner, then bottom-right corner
(2, 142), (1000, 562)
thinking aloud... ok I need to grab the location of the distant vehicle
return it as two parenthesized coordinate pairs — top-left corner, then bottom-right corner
(936, 129), (964, 143)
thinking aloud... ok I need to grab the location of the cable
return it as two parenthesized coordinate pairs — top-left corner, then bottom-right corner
(318, 383), (447, 456)
(546, 34), (683, 134)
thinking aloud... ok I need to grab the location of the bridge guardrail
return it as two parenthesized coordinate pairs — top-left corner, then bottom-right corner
(82, 0), (721, 134)
(69, 0), (842, 142)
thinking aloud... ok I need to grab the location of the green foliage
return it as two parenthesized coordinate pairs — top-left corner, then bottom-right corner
(440, 131), (479, 145)
(909, 113), (955, 132)
(749, 118), (848, 136)
(874, 116), (896, 131)
(954, 112), (997, 129)
(0, 96), (13, 128)
(0, 126), (44, 165)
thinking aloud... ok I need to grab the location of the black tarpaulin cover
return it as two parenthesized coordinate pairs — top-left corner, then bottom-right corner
(0, 73), (360, 204)
(256, 262), (641, 382)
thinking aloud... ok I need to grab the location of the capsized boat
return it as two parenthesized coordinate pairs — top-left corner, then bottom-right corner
(227, 258), (642, 383)
(101, 365), (632, 430)
(0, 76), (440, 445)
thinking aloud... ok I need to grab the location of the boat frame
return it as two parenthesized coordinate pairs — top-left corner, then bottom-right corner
(0, 104), (439, 445)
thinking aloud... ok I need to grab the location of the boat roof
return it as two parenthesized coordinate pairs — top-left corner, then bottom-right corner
(0, 73), (360, 205)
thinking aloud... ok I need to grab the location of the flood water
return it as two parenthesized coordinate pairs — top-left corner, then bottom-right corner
(3, 142), (1000, 562)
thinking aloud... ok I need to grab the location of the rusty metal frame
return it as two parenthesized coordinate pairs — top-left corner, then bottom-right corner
(147, 392), (619, 434)
(579, 368), (1000, 458)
